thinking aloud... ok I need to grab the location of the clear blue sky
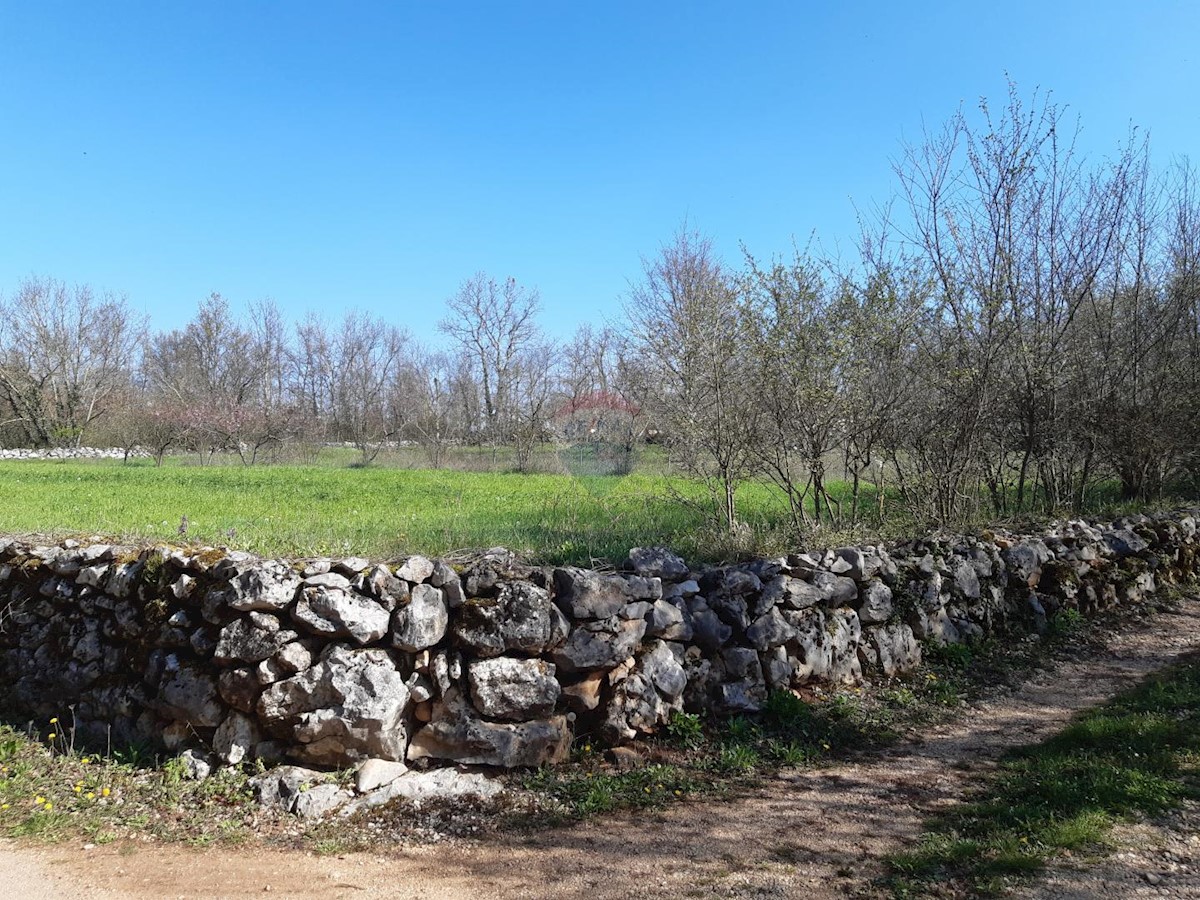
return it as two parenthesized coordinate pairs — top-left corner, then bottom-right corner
(1, 1), (1196, 341)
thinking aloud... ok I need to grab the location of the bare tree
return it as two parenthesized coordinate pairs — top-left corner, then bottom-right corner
(0, 277), (143, 447)
(743, 247), (847, 530)
(553, 325), (644, 474)
(509, 341), (556, 473)
(148, 294), (256, 402)
(143, 294), (269, 460)
(119, 393), (201, 466)
(625, 227), (759, 531)
(560, 323), (618, 405)
(438, 273), (543, 452)
(408, 347), (461, 468)
(1083, 157), (1200, 502)
(836, 263), (924, 525)
(292, 312), (334, 423)
(327, 310), (410, 465)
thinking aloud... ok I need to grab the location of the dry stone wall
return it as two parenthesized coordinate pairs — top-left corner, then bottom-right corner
(0, 447), (151, 460)
(0, 511), (1196, 784)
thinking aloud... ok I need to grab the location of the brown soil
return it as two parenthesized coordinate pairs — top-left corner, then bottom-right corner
(4, 597), (1198, 900)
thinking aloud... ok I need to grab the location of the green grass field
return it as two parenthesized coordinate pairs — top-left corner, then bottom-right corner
(0, 458), (816, 564)
(0, 454), (1176, 565)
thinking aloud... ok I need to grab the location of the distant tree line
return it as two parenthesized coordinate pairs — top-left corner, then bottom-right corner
(0, 270), (638, 472)
(0, 84), (1196, 534)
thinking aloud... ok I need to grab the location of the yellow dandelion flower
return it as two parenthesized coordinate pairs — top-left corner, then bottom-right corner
(42, 803), (51, 812)
(85, 792), (95, 800)
(47, 732), (56, 740)
(49, 717), (58, 725)
(80, 757), (89, 765)
(73, 786), (81, 793)
(34, 795), (45, 804)
(1, 803), (8, 810)
(101, 787), (110, 797)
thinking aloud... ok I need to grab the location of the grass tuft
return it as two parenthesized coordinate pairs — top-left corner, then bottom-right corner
(887, 653), (1200, 897)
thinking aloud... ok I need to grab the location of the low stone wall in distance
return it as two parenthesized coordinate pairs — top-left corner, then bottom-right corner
(0, 446), (151, 461)
(0, 512), (1195, 781)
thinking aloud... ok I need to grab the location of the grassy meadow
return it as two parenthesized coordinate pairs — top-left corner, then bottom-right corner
(0, 457), (820, 564)
(0, 452), (1181, 565)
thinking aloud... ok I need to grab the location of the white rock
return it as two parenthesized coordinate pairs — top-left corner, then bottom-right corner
(293, 783), (353, 819)
(396, 555), (435, 583)
(213, 711), (259, 765)
(355, 758), (409, 794)
(341, 768), (504, 816)
(391, 584), (448, 652)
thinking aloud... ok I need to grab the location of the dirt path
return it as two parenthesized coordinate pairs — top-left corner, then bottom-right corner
(5, 598), (1199, 900)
